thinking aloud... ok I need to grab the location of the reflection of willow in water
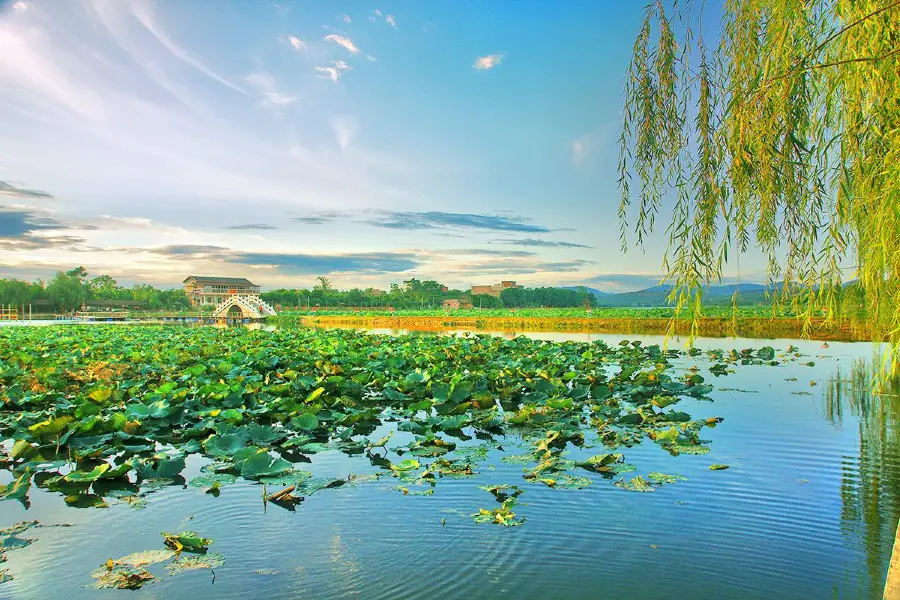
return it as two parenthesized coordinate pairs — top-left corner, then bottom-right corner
(824, 360), (900, 597)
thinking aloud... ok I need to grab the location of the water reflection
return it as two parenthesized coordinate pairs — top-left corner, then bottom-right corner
(824, 360), (900, 598)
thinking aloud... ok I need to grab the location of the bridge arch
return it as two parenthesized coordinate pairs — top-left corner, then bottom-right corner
(211, 295), (278, 320)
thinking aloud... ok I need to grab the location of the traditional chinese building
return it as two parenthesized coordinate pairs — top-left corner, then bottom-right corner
(183, 276), (261, 307)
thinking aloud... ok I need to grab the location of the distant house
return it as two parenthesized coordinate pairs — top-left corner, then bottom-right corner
(470, 280), (520, 298)
(442, 298), (473, 310)
(183, 276), (261, 307)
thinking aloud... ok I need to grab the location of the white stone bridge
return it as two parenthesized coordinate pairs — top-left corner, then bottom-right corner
(211, 295), (277, 320)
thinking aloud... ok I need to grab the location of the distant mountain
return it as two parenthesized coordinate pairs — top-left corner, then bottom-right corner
(593, 283), (775, 307)
(562, 286), (610, 297)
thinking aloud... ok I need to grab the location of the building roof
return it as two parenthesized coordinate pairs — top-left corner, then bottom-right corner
(184, 276), (258, 286)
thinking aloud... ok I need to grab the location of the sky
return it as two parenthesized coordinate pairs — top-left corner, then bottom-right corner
(0, 0), (761, 292)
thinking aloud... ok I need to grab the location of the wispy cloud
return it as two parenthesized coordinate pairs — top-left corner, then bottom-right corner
(325, 34), (361, 55)
(222, 223), (277, 230)
(342, 14), (352, 23)
(294, 211), (346, 225)
(473, 54), (504, 71)
(245, 72), (297, 106)
(288, 36), (306, 51)
(128, 1), (248, 95)
(369, 9), (382, 22)
(228, 251), (418, 275)
(143, 243), (419, 275)
(365, 211), (551, 233)
(0, 181), (54, 199)
(492, 238), (593, 249)
(315, 60), (351, 83)
(385, 15), (398, 29)
(12, 2), (27, 11)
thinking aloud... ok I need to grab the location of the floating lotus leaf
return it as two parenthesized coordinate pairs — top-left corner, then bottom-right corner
(0, 468), (32, 505)
(162, 531), (213, 554)
(709, 464), (730, 470)
(165, 552), (224, 574)
(92, 565), (156, 590)
(203, 433), (247, 458)
(577, 453), (624, 472)
(257, 470), (313, 486)
(614, 475), (656, 492)
(292, 413), (319, 431)
(390, 459), (420, 472)
(647, 472), (687, 485)
(472, 498), (524, 527)
(188, 473), (237, 488)
(240, 450), (293, 479)
(111, 550), (174, 567)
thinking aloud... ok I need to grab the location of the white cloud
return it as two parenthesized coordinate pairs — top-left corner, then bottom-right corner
(324, 34), (360, 55)
(385, 15), (398, 29)
(342, 14), (352, 23)
(369, 9), (381, 22)
(12, 2), (27, 11)
(473, 54), (504, 70)
(245, 72), (297, 105)
(315, 60), (351, 83)
(288, 36), (306, 51)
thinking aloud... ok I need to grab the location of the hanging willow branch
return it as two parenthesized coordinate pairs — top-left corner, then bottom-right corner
(618, 0), (900, 375)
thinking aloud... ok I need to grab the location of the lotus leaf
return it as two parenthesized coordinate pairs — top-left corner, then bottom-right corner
(162, 531), (213, 554)
(614, 475), (656, 492)
(240, 450), (293, 479)
(203, 433), (247, 458)
(647, 472), (687, 485)
(165, 552), (224, 574)
(188, 474), (237, 488)
(92, 565), (156, 589)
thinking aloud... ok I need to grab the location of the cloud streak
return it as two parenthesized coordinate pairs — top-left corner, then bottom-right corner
(245, 72), (297, 106)
(324, 34), (361, 55)
(365, 211), (551, 233)
(0, 181), (54, 199)
(128, 1), (248, 95)
(143, 244), (419, 275)
(222, 223), (277, 230)
(492, 237), (593, 249)
(288, 36), (306, 51)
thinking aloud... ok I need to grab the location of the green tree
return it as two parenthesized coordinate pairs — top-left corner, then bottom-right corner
(618, 0), (900, 372)
(89, 275), (120, 299)
(46, 271), (88, 311)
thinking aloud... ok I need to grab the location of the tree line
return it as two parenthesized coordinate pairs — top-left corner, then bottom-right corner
(0, 267), (189, 312)
(261, 277), (596, 310)
(0, 271), (597, 313)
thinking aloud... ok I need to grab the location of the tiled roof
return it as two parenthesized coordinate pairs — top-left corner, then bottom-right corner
(183, 276), (258, 286)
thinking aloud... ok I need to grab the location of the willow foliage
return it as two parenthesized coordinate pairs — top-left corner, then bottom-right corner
(617, 0), (900, 372)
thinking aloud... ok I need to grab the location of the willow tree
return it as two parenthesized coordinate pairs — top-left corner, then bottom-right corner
(617, 0), (900, 372)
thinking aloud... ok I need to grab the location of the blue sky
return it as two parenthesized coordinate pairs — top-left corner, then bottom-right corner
(0, 0), (760, 291)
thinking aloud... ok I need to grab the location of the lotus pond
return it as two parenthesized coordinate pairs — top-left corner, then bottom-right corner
(0, 325), (897, 599)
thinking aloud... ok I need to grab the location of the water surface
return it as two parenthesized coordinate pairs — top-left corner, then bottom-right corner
(1, 329), (897, 600)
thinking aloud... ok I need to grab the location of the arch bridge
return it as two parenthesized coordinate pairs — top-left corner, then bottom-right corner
(211, 295), (277, 320)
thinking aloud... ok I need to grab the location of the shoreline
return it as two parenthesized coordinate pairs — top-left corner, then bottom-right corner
(289, 314), (875, 342)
